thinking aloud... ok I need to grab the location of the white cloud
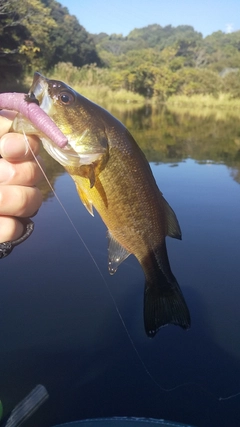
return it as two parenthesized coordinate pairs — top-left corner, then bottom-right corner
(225, 23), (234, 33)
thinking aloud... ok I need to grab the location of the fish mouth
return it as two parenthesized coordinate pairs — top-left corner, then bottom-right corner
(26, 72), (83, 167)
(25, 73), (103, 168)
(26, 73), (54, 117)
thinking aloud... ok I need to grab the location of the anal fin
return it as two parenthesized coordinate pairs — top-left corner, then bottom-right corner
(162, 197), (182, 240)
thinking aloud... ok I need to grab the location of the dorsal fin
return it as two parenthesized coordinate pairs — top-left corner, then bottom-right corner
(107, 231), (130, 275)
(162, 197), (182, 240)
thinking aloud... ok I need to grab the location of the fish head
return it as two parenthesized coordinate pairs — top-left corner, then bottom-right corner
(28, 72), (83, 137)
(24, 72), (109, 170)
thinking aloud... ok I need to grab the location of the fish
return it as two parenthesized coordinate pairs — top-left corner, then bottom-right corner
(10, 72), (190, 337)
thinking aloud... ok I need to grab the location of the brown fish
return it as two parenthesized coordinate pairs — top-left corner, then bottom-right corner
(12, 72), (190, 337)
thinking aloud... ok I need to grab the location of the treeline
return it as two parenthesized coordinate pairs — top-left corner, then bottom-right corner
(1, 0), (240, 99)
(92, 25), (240, 99)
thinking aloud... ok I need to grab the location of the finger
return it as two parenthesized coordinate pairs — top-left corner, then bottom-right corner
(0, 185), (43, 217)
(0, 132), (41, 162)
(0, 216), (24, 243)
(0, 156), (45, 186)
(0, 111), (17, 137)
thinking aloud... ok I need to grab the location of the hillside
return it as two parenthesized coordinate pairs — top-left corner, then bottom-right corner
(0, 1), (240, 99)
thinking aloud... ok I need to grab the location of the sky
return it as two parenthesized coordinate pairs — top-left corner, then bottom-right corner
(58, 0), (240, 38)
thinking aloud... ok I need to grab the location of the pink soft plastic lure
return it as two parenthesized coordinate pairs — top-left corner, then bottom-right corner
(0, 92), (68, 148)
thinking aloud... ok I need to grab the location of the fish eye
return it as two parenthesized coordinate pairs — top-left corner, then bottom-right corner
(59, 91), (75, 105)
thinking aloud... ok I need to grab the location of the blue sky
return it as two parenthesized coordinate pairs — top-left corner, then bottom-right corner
(59, 0), (240, 37)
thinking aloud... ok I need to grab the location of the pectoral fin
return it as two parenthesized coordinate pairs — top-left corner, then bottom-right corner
(107, 231), (130, 275)
(79, 164), (96, 188)
(75, 183), (94, 216)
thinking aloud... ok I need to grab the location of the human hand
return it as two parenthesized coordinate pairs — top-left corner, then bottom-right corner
(0, 111), (44, 244)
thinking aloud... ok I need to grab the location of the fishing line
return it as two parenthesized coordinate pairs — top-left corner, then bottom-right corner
(23, 131), (240, 403)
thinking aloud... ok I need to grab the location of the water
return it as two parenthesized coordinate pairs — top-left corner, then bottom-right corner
(1, 106), (240, 427)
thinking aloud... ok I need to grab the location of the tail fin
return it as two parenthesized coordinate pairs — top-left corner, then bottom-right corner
(144, 278), (190, 338)
(140, 240), (190, 337)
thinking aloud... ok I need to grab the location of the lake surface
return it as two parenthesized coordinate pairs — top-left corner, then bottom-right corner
(1, 106), (240, 427)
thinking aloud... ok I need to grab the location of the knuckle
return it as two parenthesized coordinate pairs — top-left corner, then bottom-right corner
(0, 184), (43, 217)
(25, 160), (44, 186)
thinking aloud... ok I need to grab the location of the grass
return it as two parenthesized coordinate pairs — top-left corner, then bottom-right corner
(166, 93), (240, 109)
(71, 84), (145, 105)
(166, 93), (240, 120)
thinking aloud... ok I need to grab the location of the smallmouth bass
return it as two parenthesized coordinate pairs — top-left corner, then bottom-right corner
(13, 73), (190, 337)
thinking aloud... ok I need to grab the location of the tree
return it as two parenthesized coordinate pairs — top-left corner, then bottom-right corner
(222, 70), (240, 98)
(0, 0), (101, 87)
(202, 31), (240, 72)
(41, 0), (101, 68)
(176, 68), (223, 96)
(0, 0), (57, 81)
